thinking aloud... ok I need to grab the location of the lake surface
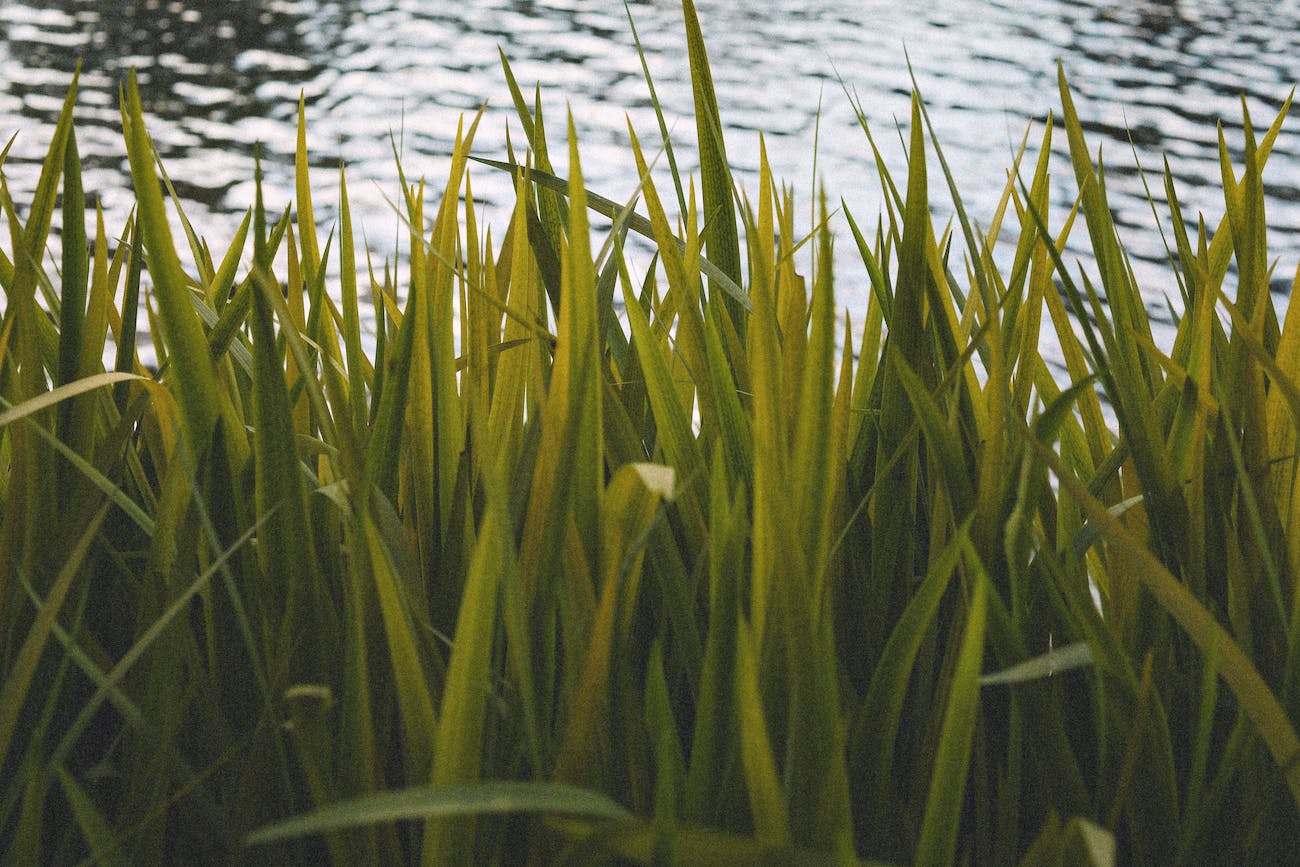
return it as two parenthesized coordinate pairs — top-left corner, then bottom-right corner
(3, 0), (1300, 364)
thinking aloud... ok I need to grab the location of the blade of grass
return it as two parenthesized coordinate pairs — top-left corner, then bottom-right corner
(979, 642), (1094, 686)
(55, 124), (88, 394)
(122, 71), (245, 469)
(249, 240), (321, 676)
(624, 1), (688, 218)
(734, 615), (790, 847)
(0, 504), (108, 774)
(247, 782), (634, 848)
(681, 0), (743, 329)
(0, 67), (78, 599)
(422, 456), (512, 866)
(363, 513), (439, 779)
(57, 767), (131, 867)
(338, 167), (369, 439)
(914, 543), (989, 866)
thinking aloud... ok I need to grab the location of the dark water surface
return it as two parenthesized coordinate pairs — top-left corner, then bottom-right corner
(3, 0), (1300, 362)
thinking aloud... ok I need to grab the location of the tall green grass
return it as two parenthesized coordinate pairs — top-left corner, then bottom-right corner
(2, 4), (1299, 863)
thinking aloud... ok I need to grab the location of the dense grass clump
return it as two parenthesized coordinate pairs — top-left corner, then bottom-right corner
(3, 3), (1300, 864)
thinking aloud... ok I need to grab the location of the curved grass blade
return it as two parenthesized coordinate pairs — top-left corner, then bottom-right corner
(3, 68), (76, 335)
(735, 615), (790, 846)
(0, 372), (143, 431)
(893, 354), (975, 521)
(850, 521), (968, 853)
(0, 387), (157, 536)
(913, 543), (989, 866)
(363, 515), (439, 778)
(681, 0), (743, 318)
(516, 114), (604, 615)
(245, 782), (634, 847)
(122, 70), (245, 468)
(0, 68), (78, 596)
(0, 504), (108, 774)
(56, 767), (131, 867)
(624, 0), (688, 218)
(422, 473), (512, 865)
(979, 642), (1094, 687)
(249, 249), (320, 674)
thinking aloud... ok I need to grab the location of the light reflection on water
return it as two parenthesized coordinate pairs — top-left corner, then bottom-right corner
(2, 0), (1298, 367)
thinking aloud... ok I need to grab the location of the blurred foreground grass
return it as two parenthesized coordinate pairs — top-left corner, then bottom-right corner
(2, 2), (1299, 864)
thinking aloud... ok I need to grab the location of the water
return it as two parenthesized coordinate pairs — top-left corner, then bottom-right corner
(3, 0), (1299, 364)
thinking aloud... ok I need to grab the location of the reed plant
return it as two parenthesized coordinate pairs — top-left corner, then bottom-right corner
(2, 2), (1299, 863)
